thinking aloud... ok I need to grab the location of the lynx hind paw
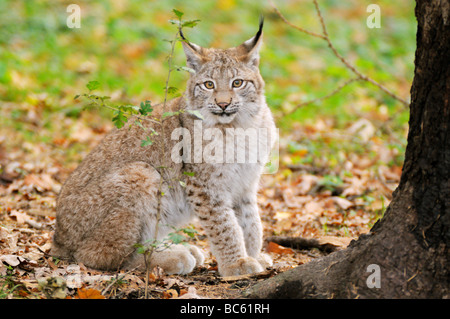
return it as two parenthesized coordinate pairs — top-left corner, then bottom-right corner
(151, 244), (204, 275)
(219, 256), (264, 277)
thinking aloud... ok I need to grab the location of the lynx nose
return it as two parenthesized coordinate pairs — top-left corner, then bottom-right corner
(216, 100), (231, 110)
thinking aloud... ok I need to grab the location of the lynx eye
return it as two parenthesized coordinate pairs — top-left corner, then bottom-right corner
(204, 81), (215, 89)
(232, 79), (244, 88)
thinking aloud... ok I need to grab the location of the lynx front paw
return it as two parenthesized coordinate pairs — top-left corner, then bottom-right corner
(186, 245), (205, 267)
(219, 257), (264, 277)
(257, 253), (273, 269)
(151, 245), (205, 275)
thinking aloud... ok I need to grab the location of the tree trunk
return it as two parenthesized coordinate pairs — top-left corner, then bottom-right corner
(246, 0), (449, 298)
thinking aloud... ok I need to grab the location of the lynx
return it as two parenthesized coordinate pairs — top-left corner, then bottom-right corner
(52, 19), (276, 276)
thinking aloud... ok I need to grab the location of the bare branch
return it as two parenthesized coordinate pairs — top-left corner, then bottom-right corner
(268, 0), (326, 40)
(270, 0), (410, 110)
(84, 95), (161, 125)
(280, 77), (361, 117)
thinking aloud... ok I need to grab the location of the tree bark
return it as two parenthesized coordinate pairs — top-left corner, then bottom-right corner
(246, 0), (449, 298)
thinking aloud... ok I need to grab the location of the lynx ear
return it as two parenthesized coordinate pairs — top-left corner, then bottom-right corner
(238, 16), (264, 68)
(180, 30), (204, 72)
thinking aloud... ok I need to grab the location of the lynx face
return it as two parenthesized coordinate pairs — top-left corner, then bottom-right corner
(182, 21), (265, 126)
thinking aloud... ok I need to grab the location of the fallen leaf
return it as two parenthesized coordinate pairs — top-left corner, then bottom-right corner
(347, 118), (375, 142)
(274, 211), (295, 220)
(164, 277), (184, 289)
(0, 254), (25, 267)
(46, 257), (59, 270)
(177, 286), (205, 299)
(0, 264), (6, 276)
(38, 277), (67, 299)
(148, 272), (157, 282)
(9, 210), (30, 224)
(295, 174), (319, 195)
(76, 288), (105, 299)
(163, 289), (178, 299)
(24, 173), (57, 192)
(179, 288), (188, 297)
(318, 236), (354, 248)
(342, 176), (367, 196)
(266, 242), (295, 255)
(331, 196), (354, 210)
(281, 187), (299, 208)
(303, 201), (323, 216)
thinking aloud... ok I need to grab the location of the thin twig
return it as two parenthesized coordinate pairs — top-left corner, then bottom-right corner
(101, 269), (134, 297)
(270, 0), (410, 111)
(268, 0), (326, 39)
(154, 29), (180, 245)
(143, 27), (181, 299)
(85, 95), (161, 125)
(281, 77), (361, 117)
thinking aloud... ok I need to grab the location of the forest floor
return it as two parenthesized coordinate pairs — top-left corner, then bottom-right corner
(0, 104), (404, 299)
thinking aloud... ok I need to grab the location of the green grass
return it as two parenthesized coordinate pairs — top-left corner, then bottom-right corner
(0, 266), (21, 299)
(0, 0), (415, 149)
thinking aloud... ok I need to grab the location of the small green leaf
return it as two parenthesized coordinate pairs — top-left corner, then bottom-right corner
(162, 111), (179, 118)
(134, 243), (147, 254)
(182, 19), (201, 28)
(136, 246), (147, 254)
(118, 105), (133, 113)
(112, 111), (128, 129)
(167, 232), (186, 245)
(183, 171), (195, 177)
(186, 109), (204, 120)
(139, 100), (153, 116)
(141, 136), (153, 147)
(173, 9), (184, 19)
(182, 227), (198, 238)
(167, 86), (178, 95)
(86, 80), (100, 91)
(100, 96), (111, 102)
(74, 94), (80, 100)
(168, 19), (181, 26)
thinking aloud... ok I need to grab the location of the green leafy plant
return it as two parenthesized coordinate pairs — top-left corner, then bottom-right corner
(76, 82), (159, 144)
(0, 266), (22, 299)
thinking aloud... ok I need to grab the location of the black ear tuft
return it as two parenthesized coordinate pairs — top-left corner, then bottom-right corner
(238, 16), (264, 67)
(180, 32), (204, 72)
(247, 15), (264, 49)
(255, 15), (264, 44)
